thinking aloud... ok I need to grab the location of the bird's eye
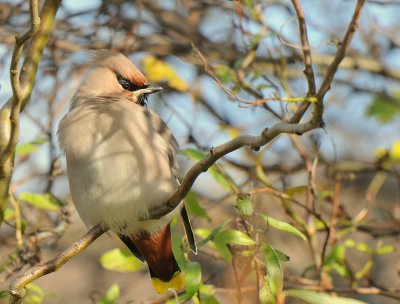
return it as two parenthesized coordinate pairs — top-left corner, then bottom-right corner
(121, 81), (130, 90)
(117, 74), (132, 90)
(116, 73), (143, 92)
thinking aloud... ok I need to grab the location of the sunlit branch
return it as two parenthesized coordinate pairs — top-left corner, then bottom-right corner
(317, 0), (366, 101)
(289, 0), (317, 124)
(0, 0), (61, 225)
(0, 0), (40, 164)
(9, 225), (106, 304)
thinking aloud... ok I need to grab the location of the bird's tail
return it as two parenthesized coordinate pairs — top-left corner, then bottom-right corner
(128, 225), (184, 294)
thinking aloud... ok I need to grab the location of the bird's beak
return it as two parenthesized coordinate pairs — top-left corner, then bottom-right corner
(142, 85), (163, 95)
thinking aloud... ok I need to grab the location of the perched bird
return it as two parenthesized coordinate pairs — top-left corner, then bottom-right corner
(58, 51), (196, 294)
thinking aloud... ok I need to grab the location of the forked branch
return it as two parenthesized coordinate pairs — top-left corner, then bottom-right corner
(8, 1), (366, 303)
(0, 0), (40, 164)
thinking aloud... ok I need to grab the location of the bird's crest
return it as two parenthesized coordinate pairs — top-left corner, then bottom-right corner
(89, 50), (147, 86)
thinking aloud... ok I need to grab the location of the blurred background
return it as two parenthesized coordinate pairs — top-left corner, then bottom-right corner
(0, 0), (399, 303)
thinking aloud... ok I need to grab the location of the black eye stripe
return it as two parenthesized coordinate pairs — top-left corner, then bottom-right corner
(116, 73), (149, 92)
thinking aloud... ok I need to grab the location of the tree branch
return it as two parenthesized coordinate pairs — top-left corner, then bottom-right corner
(0, 0), (40, 164)
(317, 0), (366, 101)
(146, 0), (366, 221)
(147, 120), (320, 220)
(9, 224), (107, 304)
(0, 0), (61, 224)
(291, 0), (316, 94)
(289, 0), (317, 123)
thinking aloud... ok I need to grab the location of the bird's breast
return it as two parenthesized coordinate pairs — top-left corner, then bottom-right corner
(58, 102), (179, 233)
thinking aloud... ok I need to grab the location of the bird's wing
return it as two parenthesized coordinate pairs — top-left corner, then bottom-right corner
(118, 234), (145, 262)
(147, 108), (197, 253)
(181, 206), (197, 254)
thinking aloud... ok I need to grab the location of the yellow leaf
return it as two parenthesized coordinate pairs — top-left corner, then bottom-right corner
(220, 124), (241, 138)
(390, 140), (400, 161)
(374, 147), (388, 159)
(142, 56), (188, 92)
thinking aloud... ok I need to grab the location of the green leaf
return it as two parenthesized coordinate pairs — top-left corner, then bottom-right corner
(98, 284), (120, 304)
(215, 64), (235, 84)
(185, 261), (202, 297)
(285, 289), (368, 304)
(181, 149), (232, 190)
(355, 242), (372, 254)
(0, 290), (9, 297)
(260, 214), (306, 241)
(172, 234), (187, 270)
(212, 241), (232, 262)
(274, 248), (290, 262)
(16, 138), (48, 155)
(181, 148), (205, 161)
(200, 285), (219, 304)
(195, 219), (230, 248)
(259, 244), (283, 304)
(367, 96), (399, 123)
(25, 294), (43, 304)
(354, 259), (373, 280)
(26, 284), (44, 296)
(236, 193), (253, 217)
(200, 284), (216, 298)
(317, 190), (334, 201)
(100, 248), (145, 273)
(210, 169), (232, 191)
(4, 208), (15, 221)
(25, 283), (56, 304)
(331, 262), (351, 278)
(19, 192), (63, 211)
(186, 191), (210, 220)
(284, 185), (308, 195)
(325, 242), (346, 264)
(324, 242), (352, 278)
(375, 244), (395, 254)
(214, 229), (255, 246)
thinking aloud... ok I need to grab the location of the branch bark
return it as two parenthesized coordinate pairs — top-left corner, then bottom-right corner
(0, 0), (61, 224)
(0, 0), (40, 165)
(147, 0), (367, 220)
(9, 225), (106, 304)
(317, 0), (366, 101)
(289, 0), (316, 123)
(148, 120), (320, 220)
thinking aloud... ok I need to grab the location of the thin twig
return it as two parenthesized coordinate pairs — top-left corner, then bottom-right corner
(289, 0), (316, 124)
(285, 285), (400, 301)
(290, 0), (366, 124)
(8, 193), (23, 250)
(329, 179), (341, 246)
(317, 0), (366, 101)
(291, 0), (316, 96)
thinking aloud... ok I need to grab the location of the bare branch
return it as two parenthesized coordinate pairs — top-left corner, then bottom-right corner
(0, 0), (40, 164)
(9, 225), (106, 304)
(0, 0), (61, 224)
(145, 1), (367, 221)
(147, 119), (320, 220)
(291, 0), (316, 96)
(317, 0), (366, 101)
(289, 0), (317, 124)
